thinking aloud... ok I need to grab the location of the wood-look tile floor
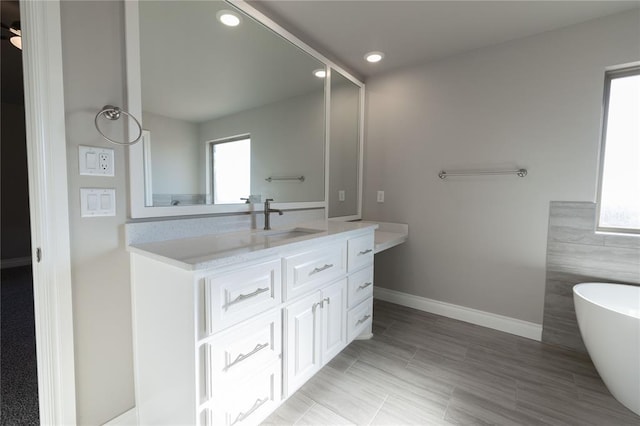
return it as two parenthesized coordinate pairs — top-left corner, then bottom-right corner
(263, 300), (640, 425)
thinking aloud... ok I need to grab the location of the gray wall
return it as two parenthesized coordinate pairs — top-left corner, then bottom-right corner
(60, 1), (134, 424)
(543, 201), (640, 352)
(199, 90), (325, 203)
(364, 10), (640, 324)
(142, 111), (203, 196)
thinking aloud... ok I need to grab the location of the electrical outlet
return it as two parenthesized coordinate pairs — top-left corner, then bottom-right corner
(377, 190), (385, 203)
(99, 153), (111, 172)
(338, 190), (345, 201)
(79, 146), (114, 176)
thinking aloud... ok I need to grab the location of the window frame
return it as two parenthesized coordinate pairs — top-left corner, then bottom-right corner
(595, 65), (640, 235)
(206, 134), (251, 205)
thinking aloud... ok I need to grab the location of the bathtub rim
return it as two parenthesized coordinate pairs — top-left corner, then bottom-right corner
(573, 282), (640, 320)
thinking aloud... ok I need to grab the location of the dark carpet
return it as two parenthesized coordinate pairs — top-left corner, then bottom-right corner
(1, 265), (39, 425)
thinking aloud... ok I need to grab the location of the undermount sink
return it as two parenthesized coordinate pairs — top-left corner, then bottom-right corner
(261, 227), (323, 243)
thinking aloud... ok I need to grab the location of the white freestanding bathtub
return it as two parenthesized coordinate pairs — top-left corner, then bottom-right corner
(574, 283), (640, 416)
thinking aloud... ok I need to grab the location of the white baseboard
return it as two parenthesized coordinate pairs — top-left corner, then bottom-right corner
(1, 256), (32, 269)
(103, 408), (137, 426)
(373, 287), (542, 341)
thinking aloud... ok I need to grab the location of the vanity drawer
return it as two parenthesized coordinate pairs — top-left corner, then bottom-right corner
(347, 297), (373, 342)
(347, 266), (374, 309)
(202, 309), (281, 403)
(204, 258), (281, 335)
(211, 360), (281, 426)
(283, 242), (347, 301)
(347, 233), (375, 272)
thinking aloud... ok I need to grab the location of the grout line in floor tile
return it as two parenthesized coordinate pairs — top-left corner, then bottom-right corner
(322, 401), (357, 426)
(366, 393), (389, 426)
(292, 400), (316, 426)
(341, 354), (359, 375)
(441, 388), (454, 424)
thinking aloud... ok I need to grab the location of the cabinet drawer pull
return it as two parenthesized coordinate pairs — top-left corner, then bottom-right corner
(356, 314), (371, 326)
(224, 342), (270, 371)
(358, 249), (373, 256)
(357, 282), (373, 290)
(309, 263), (333, 276)
(323, 297), (330, 305)
(231, 396), (269, 425)
(225, 287), (270, 309)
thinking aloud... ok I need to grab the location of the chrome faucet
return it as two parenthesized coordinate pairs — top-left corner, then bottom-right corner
(263, 198), (283, 230)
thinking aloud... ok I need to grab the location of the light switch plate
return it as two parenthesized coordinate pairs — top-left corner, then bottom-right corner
(81, 188), (116, 217)
(377, 191), (385, 203)
(79, 145), (114, 176)
(338, 190), (345, 202)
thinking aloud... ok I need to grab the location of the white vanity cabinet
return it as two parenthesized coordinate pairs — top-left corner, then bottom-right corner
(284, 278), (347, 395)
(129, 224), (376, 426)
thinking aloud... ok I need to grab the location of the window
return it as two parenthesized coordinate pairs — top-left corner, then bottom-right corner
(597, 66), (640, 234)
(209, 136), (251, 204)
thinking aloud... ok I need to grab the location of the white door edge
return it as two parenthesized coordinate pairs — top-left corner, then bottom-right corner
(21, 0), (77, 424)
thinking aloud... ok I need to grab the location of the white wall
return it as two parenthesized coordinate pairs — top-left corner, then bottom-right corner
(364, 10), (640, 324)
(60, 1), (134, 424)
(142, 111), (203, 196)
(199, 91), (325, 203)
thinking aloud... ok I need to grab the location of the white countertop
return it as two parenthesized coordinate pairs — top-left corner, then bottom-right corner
(128, 220), (378, 271)
(360, 221), (409, 253)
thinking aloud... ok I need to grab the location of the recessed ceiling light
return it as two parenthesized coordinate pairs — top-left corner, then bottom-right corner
(313, 69), (326, 78)
(365, 51), (384, 63)
(216, 10), (241, 27)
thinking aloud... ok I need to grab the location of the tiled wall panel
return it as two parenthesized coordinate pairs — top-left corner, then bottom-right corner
(543, 202), (639, 352)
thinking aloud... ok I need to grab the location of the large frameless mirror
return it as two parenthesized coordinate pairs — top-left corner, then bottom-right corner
(126, 0), (364, 219)
(328, 69), (363, 220)
(126, 0), (327, 217)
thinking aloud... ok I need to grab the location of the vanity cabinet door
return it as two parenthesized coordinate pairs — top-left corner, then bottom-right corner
(321, 279), (347, 363)
(284, 291), (322, 396)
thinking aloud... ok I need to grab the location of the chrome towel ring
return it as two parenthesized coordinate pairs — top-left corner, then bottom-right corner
(94, 105), (143, 146)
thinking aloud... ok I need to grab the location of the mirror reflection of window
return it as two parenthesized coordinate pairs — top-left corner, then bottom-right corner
(210, 137), (251, 204)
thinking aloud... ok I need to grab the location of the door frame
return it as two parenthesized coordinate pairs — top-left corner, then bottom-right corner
(21, 1), (77, 424)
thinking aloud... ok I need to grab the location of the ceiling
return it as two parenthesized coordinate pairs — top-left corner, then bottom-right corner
(139, 0), (325, 123)
(250, 0), (640, 79)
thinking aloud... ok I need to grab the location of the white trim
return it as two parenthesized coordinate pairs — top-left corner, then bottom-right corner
(1, 256), (32, 269)
(324, 67), (331, 220)
(21, 0), (77, 424)
(103, 408), (138, 426)
(142, 130), (152, 207)
(374, 287), (542, 341)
